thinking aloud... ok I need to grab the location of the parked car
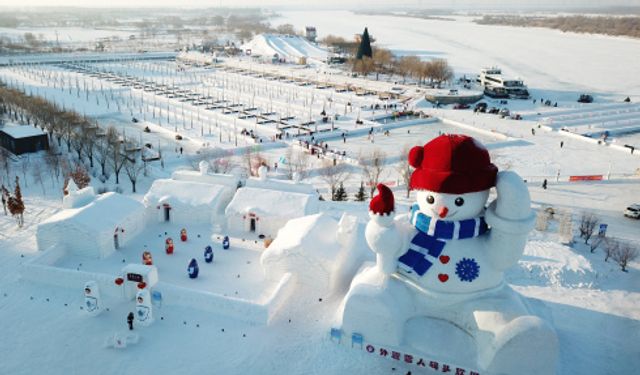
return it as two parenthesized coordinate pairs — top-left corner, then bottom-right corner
(175, 134), (183, 140)
(499, 108), (511, 118)
(578, 94), (594, 103)
(624, 204), (640, 219)
(474, 102), (487, 113)
(511, 114), (523, 120)
(488, 107), (500, 115)
(453, 103), (470, 110)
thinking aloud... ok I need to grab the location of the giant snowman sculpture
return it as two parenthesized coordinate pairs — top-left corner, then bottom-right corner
(340, 134), (558, 375)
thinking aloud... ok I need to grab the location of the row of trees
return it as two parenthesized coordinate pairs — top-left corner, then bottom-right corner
(0, 82), (154, 196)
(321, 33), (454, 86)
(352, 49), (454, 86)
(476, 15), (640, 39)
(578, 212), (638, 272)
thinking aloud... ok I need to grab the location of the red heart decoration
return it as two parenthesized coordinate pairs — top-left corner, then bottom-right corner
(438, 274), (449, 283)
(439, 255), (450, 264)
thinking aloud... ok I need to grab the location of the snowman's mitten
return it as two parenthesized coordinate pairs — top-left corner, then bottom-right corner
(366, 184), (403, 260)
(486, 171), (535, 233)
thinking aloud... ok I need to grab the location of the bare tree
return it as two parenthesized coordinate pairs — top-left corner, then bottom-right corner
(578, 212), (598, 245)
(429, 59), (454, 87)
(107, 127), (125, 184)
(612, 242), (638, 272)
(242, 146), (267, 177)
(19, 156), (29, 187)
(31, 162), (46, 195)
(94, 137), (110, 177)
(124, 157), (144, 193)
(0, 148), (11, 183)
(319, 160), (350, 200)
(210, 149), (235, 174)
(395, 56), (420, 83)
(372, 48), (394, 80)
(1, 184), (8, 215)
(284, 146), (311, 181)
(44, 147), (62, 186)
(353, 56), (375, 77)
(70, 132), (85, 162)
(360, 148), (387, 197)
(590, 234), (605, 253)
(395, 145), (413, 198)
(603, 238), (619, 262)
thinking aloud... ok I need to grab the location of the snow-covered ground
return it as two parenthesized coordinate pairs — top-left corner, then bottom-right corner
(1, 11), (640, 375)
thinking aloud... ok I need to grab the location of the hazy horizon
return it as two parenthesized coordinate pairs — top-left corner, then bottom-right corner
(1, 0), (640, 10)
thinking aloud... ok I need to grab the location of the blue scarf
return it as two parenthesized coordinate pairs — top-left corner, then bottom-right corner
(398, 204), (488, 276)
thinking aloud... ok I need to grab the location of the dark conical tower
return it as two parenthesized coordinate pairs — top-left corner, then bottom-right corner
(356, 27), (372, 59)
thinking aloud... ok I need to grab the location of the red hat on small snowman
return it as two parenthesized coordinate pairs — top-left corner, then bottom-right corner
(409, 134), (498, 194)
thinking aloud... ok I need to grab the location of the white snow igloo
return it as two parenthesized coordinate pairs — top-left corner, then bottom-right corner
(143, 179), (234, 225)
(260, 212), (367, 296)
(37, 192), (145, 259)
(225, 187), (319, 238)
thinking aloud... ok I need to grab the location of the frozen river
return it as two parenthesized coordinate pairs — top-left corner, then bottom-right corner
(275, 11), (640, 99)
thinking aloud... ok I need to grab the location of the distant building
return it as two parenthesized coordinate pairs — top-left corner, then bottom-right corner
(0, 125), (49, 155)
(305, 26), (317, 42)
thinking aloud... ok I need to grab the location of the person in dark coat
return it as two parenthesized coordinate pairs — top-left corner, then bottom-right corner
(542, 179), (548, 190)
(127, 312), (134, 330)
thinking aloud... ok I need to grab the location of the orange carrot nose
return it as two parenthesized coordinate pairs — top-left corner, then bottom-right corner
(438, 206), (449, 218)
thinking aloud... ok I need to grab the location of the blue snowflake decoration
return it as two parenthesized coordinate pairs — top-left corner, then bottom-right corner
(455, 258), (480, 282)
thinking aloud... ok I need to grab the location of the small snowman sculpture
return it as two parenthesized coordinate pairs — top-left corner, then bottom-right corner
(135, 288), (154, 326)
(83, 281), (102, 317)
(165, 237), (174, 254)
(340, 134), (558, 375)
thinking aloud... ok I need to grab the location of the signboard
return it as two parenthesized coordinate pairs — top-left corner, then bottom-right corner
(362, 342), (481, 375)
(329, 329), (483, 375)
(127, 273), (143, 283)
(598, 223), (608, 237)
(569, 175), (603, 182)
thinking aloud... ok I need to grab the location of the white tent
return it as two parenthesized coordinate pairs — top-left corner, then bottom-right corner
(37, 193), (145, 259)
(143, 179), (234, 225)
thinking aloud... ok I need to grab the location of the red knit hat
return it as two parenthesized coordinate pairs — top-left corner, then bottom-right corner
(409, 134), (497, 194)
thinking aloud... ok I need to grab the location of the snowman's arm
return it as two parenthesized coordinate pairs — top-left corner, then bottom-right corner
(484, 171), (535, 271)
(366, 213), (407, 273)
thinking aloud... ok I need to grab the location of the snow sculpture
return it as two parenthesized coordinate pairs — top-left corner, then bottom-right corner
(165, 237), (174, 254)
(339, 134), (558, 375)
(142, 251), (153, 265)
(188, 258), (199, 279)
(257, 165), (268, 181)
(222, 236), (230, 250)
(204, 245), (214, 263)
(198, 160), (209, 175)
(83, 281), (102, 316)
(115, 264), (159, 300)
(62, 178), (96, 209)
(135, 289), (154, 326)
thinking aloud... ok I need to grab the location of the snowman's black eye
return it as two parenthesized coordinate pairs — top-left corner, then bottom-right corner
(455, 197), (464, 207)
(426, 195), (435, 204)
